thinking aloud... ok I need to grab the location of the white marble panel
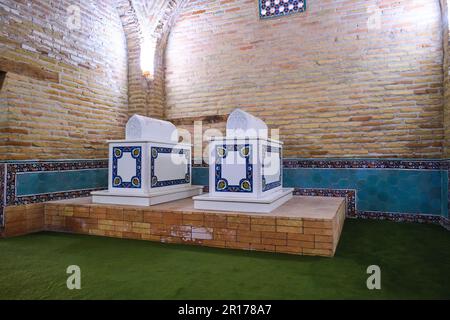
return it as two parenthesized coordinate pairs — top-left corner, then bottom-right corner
(263, 152), (280, 184)
(154, 152), (188, 181)
(117, 152), (136, 182)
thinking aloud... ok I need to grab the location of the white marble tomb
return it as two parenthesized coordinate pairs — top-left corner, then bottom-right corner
(193, 109), (294, 213)
(91, 114), (203, 206)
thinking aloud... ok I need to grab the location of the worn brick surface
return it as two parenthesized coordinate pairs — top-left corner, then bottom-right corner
(0, 0), (128, 160)
(166, 0), (445, 158)
(441, 0), (450, 157)
(1, 0), (448, 159)
(2, 204), (45, 237)
(13, 199), (347, 257)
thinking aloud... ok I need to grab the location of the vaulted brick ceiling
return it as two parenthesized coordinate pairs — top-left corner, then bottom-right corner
(115, 0), (188, 119)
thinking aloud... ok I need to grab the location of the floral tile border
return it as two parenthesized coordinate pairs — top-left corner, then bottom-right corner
(2, 158), (449, 230)
(195, 158), (444, 170)
(355, 210), (442, 225)
(293, 188), (356, 217)
(0, 164), (5, 227)
(283, 159), (443, 170)
(5, 160), (107, 207)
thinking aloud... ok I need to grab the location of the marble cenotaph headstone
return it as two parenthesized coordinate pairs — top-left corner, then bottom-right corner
(193, 109), (293, 213)
(92, 115), (203, 206)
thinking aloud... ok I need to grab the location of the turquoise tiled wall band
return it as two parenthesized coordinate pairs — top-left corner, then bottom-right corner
(193, 158), (450, 229)
(4, 160), (108, 207)
(1, 158), (449, 230)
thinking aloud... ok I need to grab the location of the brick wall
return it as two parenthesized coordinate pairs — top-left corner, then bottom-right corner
(0, 0), (447, 161)
(0, 0), (128, 160)
(442, 0), (450, 158)
(166, 0), (445, 158)
(2, 203), (45, 238)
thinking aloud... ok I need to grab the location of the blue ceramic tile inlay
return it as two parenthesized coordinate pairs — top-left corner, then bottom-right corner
(259, 0), (306, 19)
(443, 170), (449, 218)
(283, 168), (442, 215)
(3, 157), (449, 221)
(0, 164), (5, 226)
(112, 146), (142, 189)
(16, 169), (108, 196)
(215, 144), (253, 193)
(192, 167), (444, 216)
(192, 167), (208, 186)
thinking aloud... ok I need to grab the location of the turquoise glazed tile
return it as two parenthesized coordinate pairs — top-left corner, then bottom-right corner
(442, 171), (449, 218)
(192, 167), (444, 216)
(16, 169), (108, 196)
(283, 168), (442, 215)
(192, 167), (208, 186)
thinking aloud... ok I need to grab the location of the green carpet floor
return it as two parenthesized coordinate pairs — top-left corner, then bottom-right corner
(0, 219), (449, 299)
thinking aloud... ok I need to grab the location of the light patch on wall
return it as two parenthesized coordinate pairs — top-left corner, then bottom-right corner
(402, 0), (441, 29)
(367, 4), (382, 30)
(140, 38), (156, 79)
(447, 0), (450, 26)
(66, 5), (81, 31)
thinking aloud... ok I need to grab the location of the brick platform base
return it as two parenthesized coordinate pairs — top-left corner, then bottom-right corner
(2, 196), (346, 257)
(2, 203), (45, 237)
(47, 196), (345, 257)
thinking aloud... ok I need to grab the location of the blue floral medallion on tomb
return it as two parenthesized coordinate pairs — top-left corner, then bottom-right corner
(112, 146), (142, 189)
(215, 144), (253, 193)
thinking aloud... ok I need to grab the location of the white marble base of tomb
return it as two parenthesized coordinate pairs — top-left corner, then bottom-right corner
(92, 185), (203, 206)
(193, 187), (294, 213)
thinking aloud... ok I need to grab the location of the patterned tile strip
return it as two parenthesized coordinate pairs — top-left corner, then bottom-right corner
(259, 0), (306, 19)
(2, 158), (450, 230)
(284, 159), (443, 170)
(0, 164), (5, 228)
(5, 160), (108, 206)
(355, 210), (442, 225)
(195, 158), (444, 170)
